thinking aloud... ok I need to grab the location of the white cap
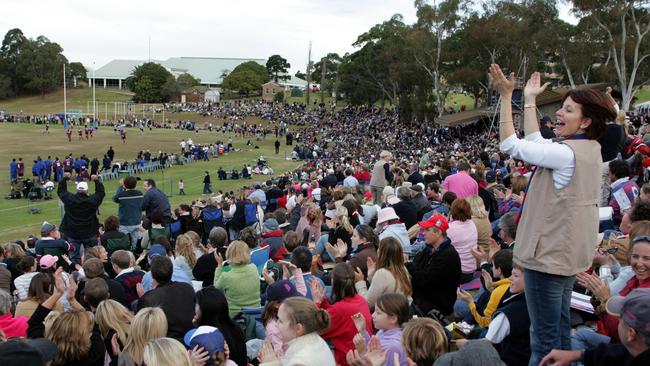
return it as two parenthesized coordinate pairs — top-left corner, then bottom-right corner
(76, 181), (88, 191)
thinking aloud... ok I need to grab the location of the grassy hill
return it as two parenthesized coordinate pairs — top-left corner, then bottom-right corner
(0, 87), (134, 115)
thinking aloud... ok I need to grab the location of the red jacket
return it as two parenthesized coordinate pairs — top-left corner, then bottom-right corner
(317, 294), (373, 366)
(600, 276), (650, 343)
(260, 229), (288, 262)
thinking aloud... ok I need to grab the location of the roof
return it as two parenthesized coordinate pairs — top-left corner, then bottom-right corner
(279, 75), (308, 88)
(92, 57), (266, 85)
(435, 108), (491, 127)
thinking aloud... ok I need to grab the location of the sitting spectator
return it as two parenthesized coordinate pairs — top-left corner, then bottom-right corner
(183, 326), (235, 366)
(295, 202), (322, 245)
(111, 250), (145, 306)
(118, 307), (168, 366)
(391, 186), (418, 230)
(213, 240), (261, 317)
(260, 218), (288, 262)
(354, 237), (412, 308)
(141, 242), (193, 292)
(13, 255), (38, 301)
(447, 198), (479, 284)
(0, 289), (28, 338)
(609, 159), (639, 223)
(14, 273), (64, 317)
(141, 209), (171, 250)
(377, 207), (411, 255)
(407, 214), (461, 317)
(95, 299), (133, 366)
(143, 337), (193, 366)
(330, 224), (379, 279)
(178, 203), (202, 235)
(467, 195), (493, 253)
(193, 227), (227, 287)
(311, 262), (373, 366)
(262, 279), (305, 355)
(138, 256), (195, 341)
(494, 176), (527, 218)
(100, 215), (131, 256)
(258, 297), (336, 366)
(327, 206), (355, 251)
(289, 246), (325, 300)
(77, 258), (128, 309)
(193, 287), (248, 366)
(402, 317), (448, 365)
(173, 234), (197, 280)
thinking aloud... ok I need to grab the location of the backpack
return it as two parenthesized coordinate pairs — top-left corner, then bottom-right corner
(149, 226), (171, 246)
(244, 202), (258, 226)
(232, 313), (258, 342)
(202, 207), (224, 236)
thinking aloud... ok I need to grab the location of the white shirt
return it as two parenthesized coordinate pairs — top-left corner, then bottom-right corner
(485, 312), (511, 343)
(343, 175), (359, 187)
(500, 132), (575, 189)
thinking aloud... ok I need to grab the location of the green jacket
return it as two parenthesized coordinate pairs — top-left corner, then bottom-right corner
(213, 263), (261, 317)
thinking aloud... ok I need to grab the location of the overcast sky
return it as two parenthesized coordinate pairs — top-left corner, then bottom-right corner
(0, 0), (578, 74)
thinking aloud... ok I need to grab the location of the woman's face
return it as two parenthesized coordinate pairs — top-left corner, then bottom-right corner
(351, 229), (363, 246)
(99, 246), (108, 261)
(631, 242), (650, 281)
(277, 304), (298, 342)
(555, 96), (590, 137)
(509, 268), (524, 293)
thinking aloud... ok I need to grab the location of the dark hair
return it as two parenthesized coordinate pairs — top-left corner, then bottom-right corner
(150, 256), (173, 284)
(145, 178), (156, 188)
(331, 263), (356, 302)
(492, 249), (514, 278)
(609, 160), (630, 180)
(17, 255), (36, 273)
(290, 246), (313, 272)
(208, 227), (228, 248)
(239, 226), (259, 249)
(179, 204), (192, 213)
(27, 273), (53, 303)
(153, 236), (171, 252)
(450, 198), (471, 221)
(376, 293), (410, 326)
(84, 278), (109, 308)
(561, 89), (617, 139)
(442, 191), (457, 206)
(631, 200), (650, 223)
(284, 231), (299, 253)
(274, 208), (287, 224)
(151, 209), (164, 225)
(110, 250), (131, 270)
(124, 176), (137, 189)
(104, 215), (120, 231)
(457, 160), (470, 171)
(355, 224), (379, 248)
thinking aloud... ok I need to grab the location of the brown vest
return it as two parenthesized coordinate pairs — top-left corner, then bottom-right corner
(515, 139), (602, 276)
(370, 160), (388, 187)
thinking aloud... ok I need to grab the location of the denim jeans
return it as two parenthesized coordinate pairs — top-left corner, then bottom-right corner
(67, 236), (98, 263)
(119, 224), (141, 250)
(571, 327), (610, 351)
(525, 269), (576, 366)
(313, 234), (333, 262)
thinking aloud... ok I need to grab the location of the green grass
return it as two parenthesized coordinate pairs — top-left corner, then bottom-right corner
(635, 86), (650, 104)
(446, 93), (475, 111)
(0, 87), (135, 115)
(0, 122), (301, 242)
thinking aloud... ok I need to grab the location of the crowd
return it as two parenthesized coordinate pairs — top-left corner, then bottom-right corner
(3, 72), (650, 366)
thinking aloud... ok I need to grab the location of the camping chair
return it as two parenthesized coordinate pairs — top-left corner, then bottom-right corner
(250, 246), (270, 275)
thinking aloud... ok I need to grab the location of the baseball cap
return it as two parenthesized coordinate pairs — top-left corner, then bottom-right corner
(39, 255), (58, 270)
(363, 191), (373, 200)
(0, 339), (58, 366)
(148, 244), (167, 258)
(40, 221), (56, 235)
(184, 326), (225, 356)
(418, 214), (449, 232)
(76, 181), (88, 191)
(266, 280), (300, 302)
(263, 218), (279, 231)
(606, 288), (650, 338)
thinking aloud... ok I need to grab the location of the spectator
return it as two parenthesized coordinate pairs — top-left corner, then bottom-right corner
(143, 337), (193, 366)
(609, 159), (639, 223)
(14, 273), (64, 317)
(13, 255), (38, 301)
(289, 246), (326, 300)
(369, 151), (394, 203)
(260, 218), (288, 262)
(138, 256), (195, 341)
(376, 207), (411, 255)
(467, 195), (493, 254)
(329, 224), (379, 279)
(57, 173), (105, 263)
(95, 299), (133, 366)
(193, 227), (227, 287)
(391, 186), (418, 230)
(35, 222), (72, 261)
(311, 263), (373, 366)
(295, 203), (322, 245)
(112, 176), (144, 250)
(407, 214), (461, 317)
(100, 215), (131, 256)
(173, 234), (197, 280)
(78, 258), (128, 309)
(213, 240), (261, 317)
(119, 307), (168, 366)
(142, 178), (172, 225)
(443, 160), (478, 199)
(447, 198), (479, 284)
(402, 317), (447, 365)
(0, 289), (28, 338)
(111, 250), (145, 306)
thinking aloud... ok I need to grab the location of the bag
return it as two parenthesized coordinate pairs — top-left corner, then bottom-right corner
(149, 226), (171, 246)
(202, 208), (224, 236)
(233, 313), (258, 342)
(244, 203), (258, 226)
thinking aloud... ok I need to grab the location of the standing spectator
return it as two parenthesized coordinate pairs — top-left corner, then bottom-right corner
(57, 172), (105, 263)
(113, 176), (144, 250)
(443, 160), (478, 199)
(34, 222), (72, 262)
(369, 151), (394, 203)
(491, 65), (615, 364)
(142, 178), (172, 225)
(447, 199), (479, 284)
(203, 171), (212, 194)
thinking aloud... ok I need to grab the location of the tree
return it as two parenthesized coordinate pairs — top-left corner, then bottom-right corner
(0, 28), (27, 96)
(68, 62), (87, 85)
(311, 53), (343, 96)
(572, 0), (650, 110)
(161, 75), (182, 101)
(16, 36), (67, 97)
(177, 73), (201, 90)
(222, 69), (264, 95)
(266, 55), (291, 82)
(125, 62), (172, 102)
(295, 70), (306, 80)
(274, 91), (285, 102)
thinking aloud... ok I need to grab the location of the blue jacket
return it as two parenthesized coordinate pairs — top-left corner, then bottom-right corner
(113, 187), (144, 226)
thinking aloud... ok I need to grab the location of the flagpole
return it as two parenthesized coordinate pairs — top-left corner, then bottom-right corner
(93, 61), (96, 125)
(63, 63), (67, 129)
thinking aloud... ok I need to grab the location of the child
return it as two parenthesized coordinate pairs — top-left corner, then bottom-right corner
(352, 293), (409, 366)
(179, 179), (186, 195)
(184, 326), (236, 366)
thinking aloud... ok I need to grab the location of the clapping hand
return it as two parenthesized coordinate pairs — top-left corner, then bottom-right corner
(576, 271), (611, 302)
(456, 288), (473, 304)
(351, 312), (367, 334)
(309, 278), (325, 304)
(524, 71), (550, 100)
(354, 268), (365, 283)
(54, 267), (66, 294)
(258, 340), (279, 364)
(488, 64), (515, 97)
(482, 269), (494, 292)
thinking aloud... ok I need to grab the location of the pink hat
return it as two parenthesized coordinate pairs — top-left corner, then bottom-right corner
(39, 255), (58, 270)
(376, 207), (400, 225)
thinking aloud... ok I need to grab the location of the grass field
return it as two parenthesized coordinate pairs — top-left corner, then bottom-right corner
(0, 122), (301, 242)
(635, 86), (650, 105)
(0, 88), (135, 116)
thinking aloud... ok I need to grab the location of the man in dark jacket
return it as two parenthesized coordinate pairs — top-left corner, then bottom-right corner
(410, 184), (430, 220)
(407, 214), (461, 316)
(58, 172), (105, 263)
(202, 171), (212, 194)
(391, 186), (418, 229)
(142, 178), (171, 225)
(540, 288), (650, 366)
(138, 256), (195, 342)
(113, 176), (144, 250)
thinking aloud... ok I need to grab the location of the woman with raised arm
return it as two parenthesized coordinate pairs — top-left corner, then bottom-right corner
(489, 64), (616, 365)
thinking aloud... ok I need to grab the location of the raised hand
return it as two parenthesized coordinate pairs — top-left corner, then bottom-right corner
(482, 269), (494, 292)
(351, 312), (367, 334)
(523, 71), (550, 100)
(366, 256), (376, 278)
(258, 340), (279, 364)
(353, 333), (367, 355)
(354, 267), (365, 283)
(456, 288), (473, 304)
(488, 64), (515, 97)
(310, 278), (325, 304)
(189, 345), (210, 366)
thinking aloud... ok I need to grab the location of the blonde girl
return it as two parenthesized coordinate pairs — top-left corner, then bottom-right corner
(119, 307), (167, 366)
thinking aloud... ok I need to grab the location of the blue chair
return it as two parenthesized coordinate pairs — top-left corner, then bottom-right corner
(250, 246), (270, 275)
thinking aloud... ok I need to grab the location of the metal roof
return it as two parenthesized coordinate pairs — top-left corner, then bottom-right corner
(92, 57), (266, 85)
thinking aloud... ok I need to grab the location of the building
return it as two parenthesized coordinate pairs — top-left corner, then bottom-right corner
(262, 82), (287, 102)
(89, 57), (266, 89)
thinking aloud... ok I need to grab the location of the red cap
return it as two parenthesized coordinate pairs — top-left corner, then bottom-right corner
(636, 144), (650, 156)
(363, 191), (373, 199)
(418, 214), (449, 232)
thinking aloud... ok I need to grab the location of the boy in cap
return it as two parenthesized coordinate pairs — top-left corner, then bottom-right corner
(34, 222), (72, 261)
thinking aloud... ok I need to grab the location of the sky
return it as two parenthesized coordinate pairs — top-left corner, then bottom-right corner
(0, 0), (578, 74)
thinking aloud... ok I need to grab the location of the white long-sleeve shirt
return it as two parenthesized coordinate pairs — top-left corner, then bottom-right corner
(500, 132), (576, 189)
